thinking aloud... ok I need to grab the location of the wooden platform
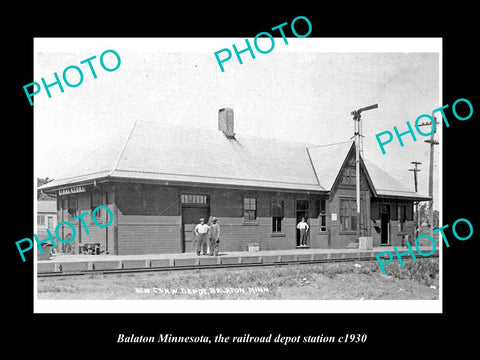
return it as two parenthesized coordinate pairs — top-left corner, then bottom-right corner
(36, 245), (439, 275)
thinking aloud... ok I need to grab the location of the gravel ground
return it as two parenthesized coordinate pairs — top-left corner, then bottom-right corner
(37, 258), (439, 300)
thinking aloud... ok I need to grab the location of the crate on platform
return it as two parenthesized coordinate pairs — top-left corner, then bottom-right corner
(359, 237), (373, 250)
(247, 243), (260, 252)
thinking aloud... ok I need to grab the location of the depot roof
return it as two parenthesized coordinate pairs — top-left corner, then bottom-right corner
(38, 119), (430, 201)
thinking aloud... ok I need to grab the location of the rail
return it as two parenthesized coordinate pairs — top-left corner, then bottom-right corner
(37, 252), (438, 278)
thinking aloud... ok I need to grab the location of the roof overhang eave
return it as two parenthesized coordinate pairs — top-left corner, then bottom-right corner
(374, 194), (432, 202)
(38, 177), (111, 194)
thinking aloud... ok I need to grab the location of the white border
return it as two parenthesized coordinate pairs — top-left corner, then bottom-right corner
(37, 299), (440, 313)
(34, 37), (442, 314)
(34, 37), (442, 53)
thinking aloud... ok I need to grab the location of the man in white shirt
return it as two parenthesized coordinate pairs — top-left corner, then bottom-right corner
(195, 218), (210, 255)
(296, 217), (309, 247)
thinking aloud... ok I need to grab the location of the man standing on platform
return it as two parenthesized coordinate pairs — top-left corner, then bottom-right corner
(209, 217), (220, 256)
(296, 217), (309, 247)
(195, 218), (210, 256)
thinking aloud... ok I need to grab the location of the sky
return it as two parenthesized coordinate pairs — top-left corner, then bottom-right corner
(34, 38), (441, 209)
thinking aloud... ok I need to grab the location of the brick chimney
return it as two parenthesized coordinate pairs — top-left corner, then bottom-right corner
(218, 108), (235, 139)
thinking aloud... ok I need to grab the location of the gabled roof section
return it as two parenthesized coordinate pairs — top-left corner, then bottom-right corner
(364, 159), (430, 201)
(336, 143), (377, 196)
(38, 125), (131, 189)
(38, 119), (431, 201)
(306, 141), (353, 191)
(307, 140), (429, 200)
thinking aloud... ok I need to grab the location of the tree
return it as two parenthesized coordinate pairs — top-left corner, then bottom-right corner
(37, 177), (56, 200)
(418, 202), (438, 228)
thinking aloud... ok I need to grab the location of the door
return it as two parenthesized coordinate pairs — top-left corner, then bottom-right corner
(296, 200), (309, 247)
(380, 204), (390, 245)
(181, 206), (210, 253)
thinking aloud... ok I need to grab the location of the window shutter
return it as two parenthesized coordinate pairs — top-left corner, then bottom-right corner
(272, 199), (284, 217)
(68, 195), (77, 211)
(406, 203), (413, 221)
(390, 203), (398, 221)
(371, 201), (380, 220)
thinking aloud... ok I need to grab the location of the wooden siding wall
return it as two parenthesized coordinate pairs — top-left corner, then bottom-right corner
(370, 199), (415, 247)
(56, 207), (79, 252)
(112, 183), (325, 254)
(196, 187), (322, 252)
(54, 181), (417, 255)
(56, 188), (114, 254)
(325, 153), (376, 248)
(114, 183), (180, 254)
(117, 215), (182, 254)
(370, 219), (415, 247)
(328, 187), (371, 248)
(115, 183), (179, 216)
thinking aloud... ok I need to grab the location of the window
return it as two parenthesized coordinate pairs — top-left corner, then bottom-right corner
(91, 191), (103, 222)
(272, 198), (284, 232)
(319, 199), (326, 232)
(62, 197), (68, 210)
(37, 215), (45, 226)
(181, 194), (208, 205)
(244, 197), (257, 221)
(342, 167), (356, 185)
(47, 216), (53, 229)
(340, 199), (357, 232)
(296, 200), (309, 212)
(68, 195), (77, 216)
(272, 217), (282, 232)
(398, 204), (406, 232)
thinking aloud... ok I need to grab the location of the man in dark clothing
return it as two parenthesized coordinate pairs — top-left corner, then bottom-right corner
(209, 217), (220, 256)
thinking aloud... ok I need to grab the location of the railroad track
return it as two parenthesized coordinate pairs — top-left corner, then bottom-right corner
(37, 252), (439, 278)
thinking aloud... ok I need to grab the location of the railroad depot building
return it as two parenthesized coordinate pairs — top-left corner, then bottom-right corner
(38, 108), (430, 255)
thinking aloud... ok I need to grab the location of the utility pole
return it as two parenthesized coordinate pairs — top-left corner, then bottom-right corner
(409, 161), (422, 237)
(417, 114), (439, 229)
(351, 104), (378, 240)
(409, 161), (421, 192)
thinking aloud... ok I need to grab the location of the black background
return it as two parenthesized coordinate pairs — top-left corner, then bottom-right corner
(6, 4), (478, 355)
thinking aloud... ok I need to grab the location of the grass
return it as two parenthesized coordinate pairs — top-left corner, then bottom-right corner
(37, 258), (439, 300)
